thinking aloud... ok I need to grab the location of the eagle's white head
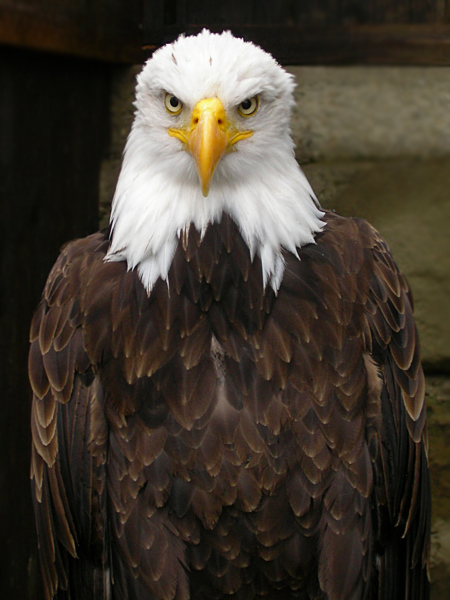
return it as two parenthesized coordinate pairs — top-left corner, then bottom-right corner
(106, 30), (324, 291)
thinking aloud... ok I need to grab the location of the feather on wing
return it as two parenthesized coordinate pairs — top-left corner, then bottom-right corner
(30, 213), (430, 600)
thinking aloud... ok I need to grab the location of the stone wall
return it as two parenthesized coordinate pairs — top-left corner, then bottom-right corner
(99, 64), (450, 596)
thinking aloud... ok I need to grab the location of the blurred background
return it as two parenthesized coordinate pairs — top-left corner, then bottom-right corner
(1, 1), (449, 598)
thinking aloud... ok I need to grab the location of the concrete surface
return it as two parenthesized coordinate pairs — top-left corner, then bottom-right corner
(288, 66), (450, 163)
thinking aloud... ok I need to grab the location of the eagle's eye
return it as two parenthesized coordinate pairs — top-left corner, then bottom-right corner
(164, 93), (183, 115)
(238, 96), (259, 117)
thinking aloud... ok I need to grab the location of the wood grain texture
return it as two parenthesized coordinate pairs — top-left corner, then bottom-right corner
(143, 1), (450, 65)
(0, 47), (111, 599)
(0, 0), (143, 63)
(29, 211), (430, 599)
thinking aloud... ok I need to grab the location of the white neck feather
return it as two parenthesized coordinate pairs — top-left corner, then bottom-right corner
(105, 120), (324, 293)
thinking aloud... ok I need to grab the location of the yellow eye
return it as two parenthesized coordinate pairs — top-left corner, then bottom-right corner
(238, 96), (259, 117)
(164, 93), (183, 115)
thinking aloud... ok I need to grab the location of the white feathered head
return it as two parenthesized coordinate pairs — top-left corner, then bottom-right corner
(107, 30), (324, 291)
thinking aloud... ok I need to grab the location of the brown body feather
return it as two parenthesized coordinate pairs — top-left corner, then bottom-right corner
(30, 211), (430, 600)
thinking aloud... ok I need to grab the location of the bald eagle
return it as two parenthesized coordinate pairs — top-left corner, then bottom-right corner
(30, 30), (430, 600)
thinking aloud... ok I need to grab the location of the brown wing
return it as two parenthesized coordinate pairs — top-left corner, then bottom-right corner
(30, 233), (110, 598)
(30, 231), (191, 600)
(30, 216), (430, 600)
(272, 213), (430, 600)
(360, 219), (430, 599)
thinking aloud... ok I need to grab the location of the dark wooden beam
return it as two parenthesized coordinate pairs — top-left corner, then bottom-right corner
(0, 46), (112, 599)
(143, 23), (450, 66)
(0, 0), (144, 63)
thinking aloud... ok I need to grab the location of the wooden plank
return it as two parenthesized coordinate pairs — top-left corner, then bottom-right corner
(0, 0), (143, 63)
(0, 45), (111, 599)
(143, 23), (450, 65)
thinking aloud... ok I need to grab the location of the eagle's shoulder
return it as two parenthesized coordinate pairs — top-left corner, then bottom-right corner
(293, 209), (415, 333)
(278, 210), (378, 344)
(29, 230), (108, 392)
(29, 231), (116, 597)
(32, 230), (110, 318)
(29, 231), (113, 451)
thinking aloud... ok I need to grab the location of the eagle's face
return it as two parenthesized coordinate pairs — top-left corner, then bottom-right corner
(133, 30), (296, 198)
(107, 30), (324, 293)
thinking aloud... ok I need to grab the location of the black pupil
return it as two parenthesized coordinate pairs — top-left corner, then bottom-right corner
(241, 99), (252, 110)
(170, 96), (179, 108)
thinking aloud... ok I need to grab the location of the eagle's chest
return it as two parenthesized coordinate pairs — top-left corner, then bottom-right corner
(99, 218), (378, 558)
(84, 220), (383, 598)
(123, 263), (371, 509)
(124, 282), (377, 599)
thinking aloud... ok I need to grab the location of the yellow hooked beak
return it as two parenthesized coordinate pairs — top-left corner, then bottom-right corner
(168, 98), (253, 196)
